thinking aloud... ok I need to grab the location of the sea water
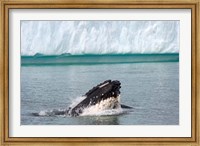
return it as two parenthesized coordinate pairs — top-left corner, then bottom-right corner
(21, 54), (179, 125)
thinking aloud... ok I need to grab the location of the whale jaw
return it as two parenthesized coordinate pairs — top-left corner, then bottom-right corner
(67, 80), (122, 116)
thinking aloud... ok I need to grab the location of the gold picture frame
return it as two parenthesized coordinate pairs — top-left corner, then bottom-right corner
(0, 0), (199, 145)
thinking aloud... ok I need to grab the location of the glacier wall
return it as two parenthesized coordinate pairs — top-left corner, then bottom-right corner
(21, 21), (179, 56)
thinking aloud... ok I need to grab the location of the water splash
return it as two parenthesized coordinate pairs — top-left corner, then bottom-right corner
(32, 96), (131, 117)
(21, 21), (179, 56)
(32, 108), (66, 117)
(80, 96), (122, 116)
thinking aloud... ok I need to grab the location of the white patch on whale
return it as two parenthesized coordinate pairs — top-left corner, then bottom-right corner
(80, 96), (123, 116)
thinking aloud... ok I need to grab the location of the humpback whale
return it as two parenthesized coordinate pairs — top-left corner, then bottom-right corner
(32, 80), (132, 117)
(66, 80), (132, 116)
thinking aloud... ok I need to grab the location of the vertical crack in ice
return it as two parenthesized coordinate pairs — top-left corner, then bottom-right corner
(21, 21), (179, 56)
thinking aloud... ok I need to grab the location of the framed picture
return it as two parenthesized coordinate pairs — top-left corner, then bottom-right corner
(1, 0), (199, 145)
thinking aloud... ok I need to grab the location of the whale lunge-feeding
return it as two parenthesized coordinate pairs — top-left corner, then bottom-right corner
(32, 80), (132, 117)
(66, 80), (132, 116)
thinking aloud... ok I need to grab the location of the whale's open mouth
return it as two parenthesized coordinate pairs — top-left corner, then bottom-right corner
(67, 80), (132, 116)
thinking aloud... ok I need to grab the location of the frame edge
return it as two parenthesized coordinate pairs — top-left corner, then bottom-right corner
(1, 0), (199, 145)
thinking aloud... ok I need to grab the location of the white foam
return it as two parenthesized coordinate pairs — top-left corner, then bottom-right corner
(38, 111), (47, 116)
(37, 108), (66, 116)
(35, 96), (130, 117)
(80, 96), (124, 116)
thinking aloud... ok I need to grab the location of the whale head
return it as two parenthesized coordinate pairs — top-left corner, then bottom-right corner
(67, 80), (121, 116)
(85, 80), (121, 99)
(32, 80), (132, 117)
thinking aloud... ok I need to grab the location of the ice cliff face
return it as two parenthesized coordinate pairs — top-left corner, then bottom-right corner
(21, 21), (179, 56)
